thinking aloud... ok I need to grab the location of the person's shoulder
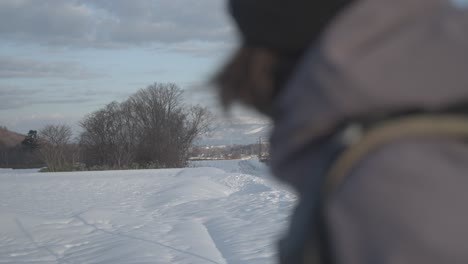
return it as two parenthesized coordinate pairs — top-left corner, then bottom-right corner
(327, 137), (468, 264)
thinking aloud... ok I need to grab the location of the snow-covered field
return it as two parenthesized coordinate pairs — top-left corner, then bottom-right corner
(0, 159), (296, 264)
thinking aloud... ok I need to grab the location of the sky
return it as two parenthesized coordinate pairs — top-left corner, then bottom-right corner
(0, 0), (266, 138)
(4, 0), (466, 142)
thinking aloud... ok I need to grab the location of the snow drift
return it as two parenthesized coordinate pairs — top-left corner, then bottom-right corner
(0, 159), (296, 264)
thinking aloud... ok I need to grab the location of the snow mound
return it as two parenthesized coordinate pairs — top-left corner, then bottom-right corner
(0, 165), (296, 264)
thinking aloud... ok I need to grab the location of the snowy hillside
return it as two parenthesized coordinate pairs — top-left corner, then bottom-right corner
(0, 160), (296, 264)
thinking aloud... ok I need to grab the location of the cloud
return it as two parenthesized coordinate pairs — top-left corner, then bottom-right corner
(0, 85), (108, 110)
(161, 41), (236, 57)
(0, 86), (41, 110)
(0, 56), (102, 79)
(1, 113), (82, 135)
(86, 0), (233, 44)
(0, 0), (95, 45)
(0, 0), (234, 49)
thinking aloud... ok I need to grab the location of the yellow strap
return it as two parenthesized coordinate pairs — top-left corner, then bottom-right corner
(324, 115), (468, 196)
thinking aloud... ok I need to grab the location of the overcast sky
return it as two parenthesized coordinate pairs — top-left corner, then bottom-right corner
(0, 0), (257, 135)
(6, 0), (466, 138)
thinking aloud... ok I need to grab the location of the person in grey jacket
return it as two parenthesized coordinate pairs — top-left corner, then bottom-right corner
(216, 0), (468, 263)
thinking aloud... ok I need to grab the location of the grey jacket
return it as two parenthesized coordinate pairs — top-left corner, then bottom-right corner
(270, 0), (468, 262)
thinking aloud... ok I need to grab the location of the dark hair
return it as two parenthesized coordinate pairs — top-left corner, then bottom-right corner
(229, 0), (354, 54)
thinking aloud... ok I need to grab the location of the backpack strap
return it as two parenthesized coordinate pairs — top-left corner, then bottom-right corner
(324, 114), (468, 196)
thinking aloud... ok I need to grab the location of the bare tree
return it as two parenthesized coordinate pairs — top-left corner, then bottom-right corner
(127, 83), (211, 167)
(38, 124), (73, 172)
(80, 101), (139, 168)
(79, 82), (211, 169)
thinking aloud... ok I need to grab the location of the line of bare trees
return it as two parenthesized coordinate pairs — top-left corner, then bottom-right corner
(79, 83), (211, 169)
(0, 126), (77, 171)
(0, 83), (211, 171)
(0, 142), (43, 169)
(38, 124), (79, 172)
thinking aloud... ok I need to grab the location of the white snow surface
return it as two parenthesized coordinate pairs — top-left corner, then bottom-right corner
(191, 158), (270, 177)
(0, 159), (296, 264)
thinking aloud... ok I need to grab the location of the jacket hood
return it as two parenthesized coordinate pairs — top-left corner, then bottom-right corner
(270, 0), (468, 188)
(322, 0), (468, 114)
(275, 0), (468, 139)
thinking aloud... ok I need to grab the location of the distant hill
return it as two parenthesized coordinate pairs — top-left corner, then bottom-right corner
(199, 117), (272, 146)
(0, 127), (25, 147)
(0, 128), (42, 169)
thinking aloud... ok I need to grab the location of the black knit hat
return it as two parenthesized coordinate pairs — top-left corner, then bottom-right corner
(229, 0), (353, 54)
